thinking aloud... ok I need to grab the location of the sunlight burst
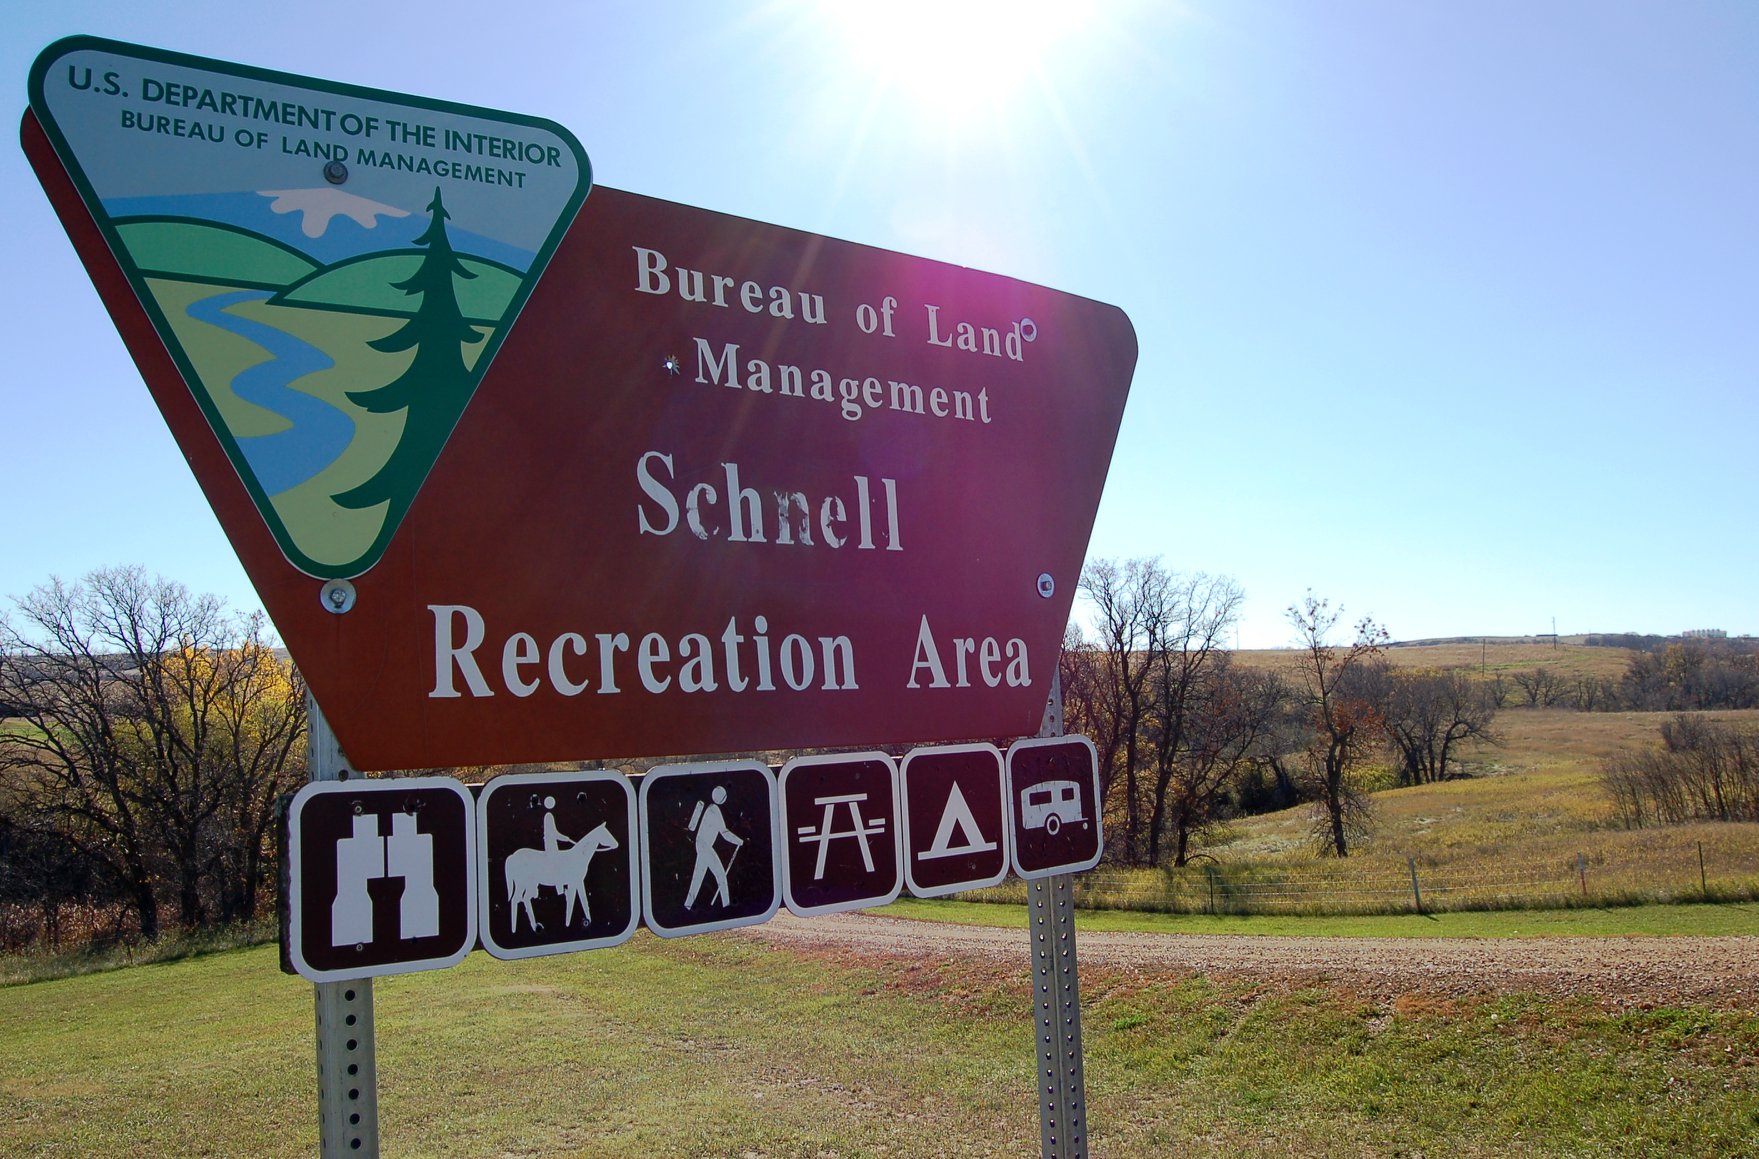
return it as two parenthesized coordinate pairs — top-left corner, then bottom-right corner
(829, 0), (1094, 121)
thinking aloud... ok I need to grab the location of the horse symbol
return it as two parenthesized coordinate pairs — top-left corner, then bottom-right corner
(504, 822), (619, 933)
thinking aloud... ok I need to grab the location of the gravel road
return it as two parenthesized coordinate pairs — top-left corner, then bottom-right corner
(744, 912), (1759, 1007)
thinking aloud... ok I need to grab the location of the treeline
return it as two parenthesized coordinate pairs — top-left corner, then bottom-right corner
(1603, 715), (1759, 828)
(0, 568), (307, 950)
(1058, 560), (1499, 866)
(1491, 641), (1759, 714)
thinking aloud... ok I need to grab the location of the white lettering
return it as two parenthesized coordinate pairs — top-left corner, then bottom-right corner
(633, 246), (669, 294)
(907, 615), (950, 689)
(423, 611), (857, 700)
(638, 632), (671, 693)
(637, 451), (679, 535)
(430, 605), (492, 698)
(549, 632), (590, 696)
(502, 632), (540, 697)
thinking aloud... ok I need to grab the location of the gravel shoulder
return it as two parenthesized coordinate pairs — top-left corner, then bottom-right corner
(743, 911), (1759, 1008)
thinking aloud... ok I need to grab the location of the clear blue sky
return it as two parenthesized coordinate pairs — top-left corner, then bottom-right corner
(6, 1), (1755, 648)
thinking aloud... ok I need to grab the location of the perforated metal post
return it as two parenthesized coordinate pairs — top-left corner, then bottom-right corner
(308, 695), (380, 1157)
(1030, 672), (1089, 1158)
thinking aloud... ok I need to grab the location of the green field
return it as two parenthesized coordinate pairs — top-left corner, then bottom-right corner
(8, 641), (1759, 1153)
(4, 930), (1757, 1157)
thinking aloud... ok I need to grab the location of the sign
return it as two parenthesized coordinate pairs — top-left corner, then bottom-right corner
(284, 777), (476, 982)
(476, 771), (638, 958)
(639, 762), (781, 937)
(1006, 736), (1103, 879)
(780, 753), (902, 916)
(27, 42), (1137, 769)
(900, 743), (1010, 898)
(25, 37), (589, 581)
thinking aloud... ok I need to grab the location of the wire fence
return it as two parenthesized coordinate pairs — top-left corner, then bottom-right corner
(964, 839), (1759, 917)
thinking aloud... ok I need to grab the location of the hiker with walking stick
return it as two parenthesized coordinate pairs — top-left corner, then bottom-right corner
(684, 786), (743, 909)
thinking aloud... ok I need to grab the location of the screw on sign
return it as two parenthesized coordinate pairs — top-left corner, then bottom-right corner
(475, 771), (638, 959)
(639, 761), (782, 937)
(284, 778), (477, 982)
(780, 753), (902, 916)
(1006, 735), (1103, 880)
(900, 743), (1011, 898)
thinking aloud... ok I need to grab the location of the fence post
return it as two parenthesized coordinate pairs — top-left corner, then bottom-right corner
(1407, 857), (1423, 914)
(1204, 865), (1217, 915)
(1699, 841), (1708, 896)
(1576, 852), (1587, 897)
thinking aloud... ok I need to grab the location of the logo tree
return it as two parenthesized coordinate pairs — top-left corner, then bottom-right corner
(334, 186), (483, 519)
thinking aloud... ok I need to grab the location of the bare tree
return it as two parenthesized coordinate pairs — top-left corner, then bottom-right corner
(1287, 593), (1387, 857)
(1511, 667), (1567, 708)
(1603, 715), (1759, 827)
(1075, 558), (1171, 865)
(1142, 573), (1243, 865)
(1382, 669), (1499, 785)
(1158, 658), (1281, 866)
(0, 568), (306, 940)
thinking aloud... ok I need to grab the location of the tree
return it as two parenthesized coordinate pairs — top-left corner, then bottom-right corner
(1157, 657), (1282, 866)
(0, 568), (307, 941)
(335, 186), (484, 519)
(1287, 593), (1387, 857)
(1511, 666), (1567, 708)
(1232, 671), (1309, 815)
(1603, 715), (1759, 827)
(1382, 669), (1499, 785)
(1141, 573), (1243, 866)
(1075, 558), (1171, 865)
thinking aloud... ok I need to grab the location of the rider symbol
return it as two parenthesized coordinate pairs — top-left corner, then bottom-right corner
(542, 795), (571, 852)
(684, 787), (744, 909)
(505, 794), (619, 933)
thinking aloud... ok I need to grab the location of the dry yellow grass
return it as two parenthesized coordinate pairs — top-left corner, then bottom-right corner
(1237, 639), (1634, 682)
(1067, 707), (1759, 915)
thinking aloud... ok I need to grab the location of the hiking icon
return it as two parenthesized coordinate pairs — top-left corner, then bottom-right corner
(638, 762), (781, 939)
(684, 786), (746, 909)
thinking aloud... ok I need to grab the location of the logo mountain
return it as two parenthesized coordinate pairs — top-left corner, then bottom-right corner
(27, 37), (591, 578)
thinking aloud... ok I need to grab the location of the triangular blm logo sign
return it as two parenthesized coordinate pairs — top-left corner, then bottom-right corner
(24, 37), (590, 578)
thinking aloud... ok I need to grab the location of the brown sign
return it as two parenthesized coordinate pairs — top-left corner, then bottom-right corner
(284, 777), (477, 982)
(29, 98), (1136, 767)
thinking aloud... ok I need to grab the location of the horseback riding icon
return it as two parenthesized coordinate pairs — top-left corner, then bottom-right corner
(506, 794), (619, 933)
(684, 786), (745, 909)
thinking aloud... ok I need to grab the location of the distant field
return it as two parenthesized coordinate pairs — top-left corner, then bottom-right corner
(963, 707), (1759, 916)
(1237, 638), (1634, 681)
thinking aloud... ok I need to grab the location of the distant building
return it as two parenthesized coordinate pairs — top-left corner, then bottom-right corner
(1681, 628), (1727, 640)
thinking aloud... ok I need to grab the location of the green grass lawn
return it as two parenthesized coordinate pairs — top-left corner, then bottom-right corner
(4, 931), (1758, 1157)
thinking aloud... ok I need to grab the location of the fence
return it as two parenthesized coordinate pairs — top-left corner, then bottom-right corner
(963, 840), (1759, 917)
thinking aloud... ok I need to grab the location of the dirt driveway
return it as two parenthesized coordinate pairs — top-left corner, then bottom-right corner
(745, 911), (1759, 1008)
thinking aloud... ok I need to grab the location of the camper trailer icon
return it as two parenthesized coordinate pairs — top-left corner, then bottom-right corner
(1018, 780), (1085, 836)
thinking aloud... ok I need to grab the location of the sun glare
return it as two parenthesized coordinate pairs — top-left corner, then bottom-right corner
(830, 0), (1093, 121)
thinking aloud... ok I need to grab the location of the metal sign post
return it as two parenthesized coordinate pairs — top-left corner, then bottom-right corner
(307, 695), (380, 1158)
(1030, 671), (1089, 1158)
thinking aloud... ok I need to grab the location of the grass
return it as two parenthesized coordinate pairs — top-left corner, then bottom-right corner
(1015, 707), (1759, 917)
(1237, 638), (1635, 683)
(4, 934), (1758, 1157)
(0, 916), (277, 988)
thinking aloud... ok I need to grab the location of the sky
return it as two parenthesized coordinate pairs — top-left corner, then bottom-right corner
(4, 0), (1755, 650)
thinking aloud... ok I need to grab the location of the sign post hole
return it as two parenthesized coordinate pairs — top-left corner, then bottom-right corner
(307, 697), (379, 1158)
